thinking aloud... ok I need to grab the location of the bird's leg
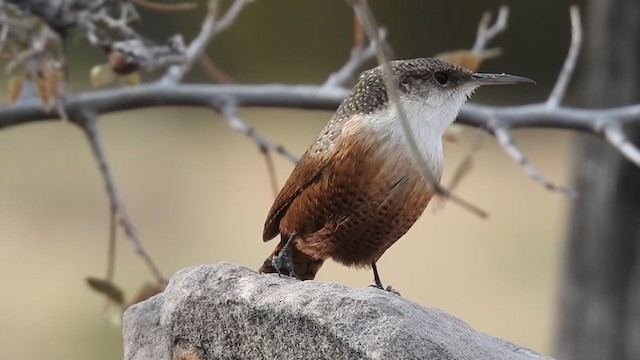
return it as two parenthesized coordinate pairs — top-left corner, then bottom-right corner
(370, 262), (400, 295)
(372, 261), (384, 289)
(270, 235), (298, 279)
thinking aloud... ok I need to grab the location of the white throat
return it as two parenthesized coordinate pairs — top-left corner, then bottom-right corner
(364, 90), (473, 178)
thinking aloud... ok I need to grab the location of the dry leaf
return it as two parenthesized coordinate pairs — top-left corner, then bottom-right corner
(7, 74), (24, 105)
(86, 277), (125, 306)
(435, 48), (502, 72)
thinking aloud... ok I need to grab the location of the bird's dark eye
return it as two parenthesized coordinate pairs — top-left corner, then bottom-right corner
(433, 71), (449, 85)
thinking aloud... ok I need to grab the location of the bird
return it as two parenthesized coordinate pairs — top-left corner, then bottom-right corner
(259, 57), (534, 290)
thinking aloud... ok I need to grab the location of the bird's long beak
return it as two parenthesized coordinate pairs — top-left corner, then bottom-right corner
(471, 73), (536, 86)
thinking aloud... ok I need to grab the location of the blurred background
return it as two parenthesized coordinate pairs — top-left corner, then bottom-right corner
(0, 0), (585, 359)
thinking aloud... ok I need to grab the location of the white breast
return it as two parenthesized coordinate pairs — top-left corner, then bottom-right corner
(361, 93), (468, 180)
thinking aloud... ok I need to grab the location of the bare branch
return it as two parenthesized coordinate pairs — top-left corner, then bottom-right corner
(322, 28), (385, 89)
(603, 120), (640, 167)
(107, 204), (117, 281)
(7, 25), (59, 73)
(490, 121), (576, 196)
(219, 106), (299, 163)
(74, 109), (165, 284)
(200, 0), (251, 36)
(0, 84), (346, 128)
(132, 0), (198, 12)
(351, 0), (489, 218)
(160, 0), (219, 83)
(161, 0), (251, 84)
(6, 83), (640, 130)
(472, 6), (509, 53)
(353, 12), (366, 49)
(91, 4), (140, 40)
(260, 147), (280, 199)
(547, 6), (582, 109)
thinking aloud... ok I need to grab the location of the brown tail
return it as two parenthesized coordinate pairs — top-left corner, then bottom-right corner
(259, 238), (325, 280)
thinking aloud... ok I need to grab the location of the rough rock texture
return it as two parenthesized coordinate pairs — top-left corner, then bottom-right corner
(123, 262), (554, 360)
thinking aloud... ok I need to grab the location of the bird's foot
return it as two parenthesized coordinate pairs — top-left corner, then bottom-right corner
(260, 257), (298, 279)
(267, 235), (298, 279)
(370, 261), (400, 295)
(368, 283), (401, 296)
(270, 255), (297, 279)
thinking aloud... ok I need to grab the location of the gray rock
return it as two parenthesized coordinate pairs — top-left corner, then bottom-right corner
(123, 262), (554, 360)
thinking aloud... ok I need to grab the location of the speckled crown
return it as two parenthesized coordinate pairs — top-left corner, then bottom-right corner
(334, 57), (473, 118)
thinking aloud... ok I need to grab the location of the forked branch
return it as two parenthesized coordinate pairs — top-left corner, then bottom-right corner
(472, 6), (509, 53)
(161, 0), (252, 84)
(490, 121), (577, 196)
(490, 6), (582, 194)
(73, 110), (165, 284)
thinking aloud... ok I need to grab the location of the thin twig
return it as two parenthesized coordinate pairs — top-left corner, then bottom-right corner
(107, 204), (117, 280)
(472, 6), (509, 53)
(132, 0), (198, 12)
(7, 41), (46, 73)
(75, 109), (166, 284)
(603, 121), (640, 167)
(353, 12), (366, 49)
(323, 28), (385, 89)
(259, 146), (280, 198)
(199, 54), (236, 83)
(547, 6), (582, 109)
(219, 105), (299, 163)
(92, 5), (140, 39)
(161, 0), (251, 84)
(490, 121), (577, 196)
(351, 0), (489, 218)
(160, 0), (219, 83)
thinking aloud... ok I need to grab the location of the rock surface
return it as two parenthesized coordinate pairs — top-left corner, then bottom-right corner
(123, 262), (554, 360)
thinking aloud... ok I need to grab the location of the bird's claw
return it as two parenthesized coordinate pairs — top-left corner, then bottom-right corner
(263, 237), (298, 279)
(270, 253), (297, 279)
(368, 283), (401, 296)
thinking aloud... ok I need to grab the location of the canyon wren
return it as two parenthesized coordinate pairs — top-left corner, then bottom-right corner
(259, 57), (534, 290)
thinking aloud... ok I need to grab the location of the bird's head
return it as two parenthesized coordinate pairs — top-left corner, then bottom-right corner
(337, 57), (534, 124)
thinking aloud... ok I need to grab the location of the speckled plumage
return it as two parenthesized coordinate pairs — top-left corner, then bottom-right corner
(260, 58), (477, 281)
